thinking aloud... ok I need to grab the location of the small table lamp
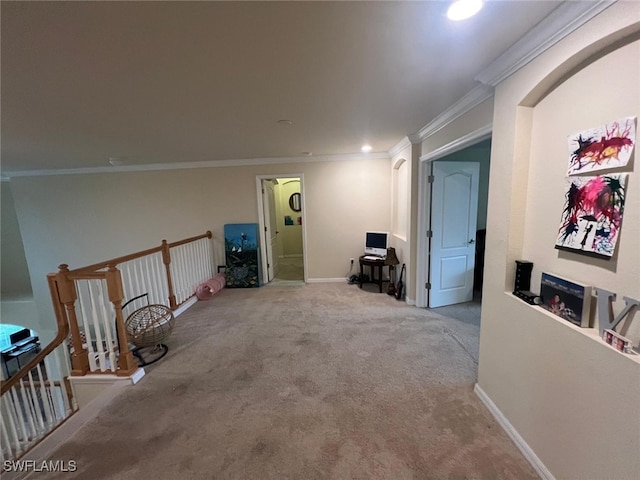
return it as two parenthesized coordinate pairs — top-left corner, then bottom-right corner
(384, 247), (400, 296)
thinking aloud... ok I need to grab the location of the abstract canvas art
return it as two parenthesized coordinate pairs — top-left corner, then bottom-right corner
(567, 117), (636, 175)
(555, 174), (627, 258)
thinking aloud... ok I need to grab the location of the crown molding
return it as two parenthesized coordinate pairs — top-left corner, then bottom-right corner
(3, 152), (391, 178)
(419, 123), (492, 163)
(414, 84), (494, 143)
(388, 136), (413, 158)
(475, 0), (617, 87)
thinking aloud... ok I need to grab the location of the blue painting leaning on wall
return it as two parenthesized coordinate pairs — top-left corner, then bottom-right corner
(224, 223), (261, 288)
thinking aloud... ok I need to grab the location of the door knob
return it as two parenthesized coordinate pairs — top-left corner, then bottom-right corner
(469, 239), (475, 244)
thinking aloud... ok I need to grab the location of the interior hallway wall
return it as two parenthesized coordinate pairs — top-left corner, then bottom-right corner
(1, 182), (32, 297)
(478, 4), (640, 479)
(390, 141), (420, 303)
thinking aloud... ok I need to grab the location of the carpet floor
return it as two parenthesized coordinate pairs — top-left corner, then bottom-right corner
(42, 283), (538, 480)
(274, 257), (304, 282)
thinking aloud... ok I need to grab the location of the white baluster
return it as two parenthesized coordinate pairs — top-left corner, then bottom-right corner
(77, 281), (98, 371)
(18, 379), (37, 439)
(154, 253), (167, 304)
(35, 363), (54, 427)
(133, 259), (143, 308)
(1, 392), (20, 458)
(87, 281), (107, 371)
(9, 387), (28, 448)
(146, 255), (158, 305)
(43, 355), (63, 421)
(97, 280), (117, 372)
(53, 348), (73, 414)
(181, 245), (190, 300)
(26, 370), (45, 434)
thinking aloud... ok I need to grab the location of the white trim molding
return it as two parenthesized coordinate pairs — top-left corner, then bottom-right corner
(415, 123), (491, 308)
(388, 136), (413, 158)
(474, 383), (555, 480)
(306, 278), (348, 284)
(475, 0), (616, 86)
(3, 152), (390, 178)
(419, 124), (492, 163)
(414, 85), (494, 142)
(256, 173), (308, 286)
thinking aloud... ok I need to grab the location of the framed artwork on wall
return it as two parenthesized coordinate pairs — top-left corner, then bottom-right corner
(567, 117), (636, 176)
(539, 272), (591, 328)
(555, 173), (627, 258)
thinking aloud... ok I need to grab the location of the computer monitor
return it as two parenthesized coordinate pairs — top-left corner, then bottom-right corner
(364, 231), (388, 257)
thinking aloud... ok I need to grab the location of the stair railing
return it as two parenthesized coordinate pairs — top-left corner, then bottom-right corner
(49, 230), (214, 376)
(0, 231), (213, 464)
(0, 277), (77, 463)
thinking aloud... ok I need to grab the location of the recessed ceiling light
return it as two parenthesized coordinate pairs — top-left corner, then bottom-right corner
(277, 119), (293, 125)
(108, 156), (125, 166)
(361, 145), (372, 153)
(447, 0), (483, 21)
(301, 151), (313, 156)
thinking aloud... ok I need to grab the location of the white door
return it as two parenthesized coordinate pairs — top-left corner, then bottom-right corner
(261, 180), (279, 282)
(429, 161), (479, 308)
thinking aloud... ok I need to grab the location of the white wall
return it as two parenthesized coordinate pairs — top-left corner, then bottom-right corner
(391, 141), (420, 302)
(1, 182), (32, 297)
(9, 156), (391, 342)
(478, 4), (640, 479)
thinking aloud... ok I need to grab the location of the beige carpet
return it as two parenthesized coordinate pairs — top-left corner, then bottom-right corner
(43, 283), (537, 480)
(274, 256), (304, 281)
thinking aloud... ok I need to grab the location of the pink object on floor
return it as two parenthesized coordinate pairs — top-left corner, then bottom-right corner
(196, 273), (226, 300)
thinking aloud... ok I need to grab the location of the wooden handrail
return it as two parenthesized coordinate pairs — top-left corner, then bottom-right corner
(72, 245), (164, 274)
(71, 231), (212, 274)
(167, 230), (212, 249)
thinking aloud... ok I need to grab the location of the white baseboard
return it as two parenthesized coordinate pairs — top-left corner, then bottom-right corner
(306, 277), (347, 283)
(474, 383), (554, 480)
(173, 296), (198, 317)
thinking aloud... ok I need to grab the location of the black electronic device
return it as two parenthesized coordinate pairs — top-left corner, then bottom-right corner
(513, 260), (534, 293)
(514, 290), (540, 305)
(513, 260), (539, 304)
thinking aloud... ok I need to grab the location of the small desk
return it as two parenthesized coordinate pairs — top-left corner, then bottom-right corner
(358, 256), (386, 293)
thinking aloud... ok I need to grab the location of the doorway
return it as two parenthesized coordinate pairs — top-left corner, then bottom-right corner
(256, 175), (306, 286)
(416, 135), (491, 308)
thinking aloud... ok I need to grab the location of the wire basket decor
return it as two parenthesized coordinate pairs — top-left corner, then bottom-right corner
(125, 304), (175, 348)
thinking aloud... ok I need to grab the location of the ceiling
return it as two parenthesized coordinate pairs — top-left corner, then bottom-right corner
(1, 0), (566, 174)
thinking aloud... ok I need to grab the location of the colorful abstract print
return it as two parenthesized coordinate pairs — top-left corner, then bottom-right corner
(555, 174), (627, 258)
(567, 117), (636, 175)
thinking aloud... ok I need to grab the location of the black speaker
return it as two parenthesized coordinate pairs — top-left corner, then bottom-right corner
(513, 260), (539, 305)
(513, 260), (533, 293)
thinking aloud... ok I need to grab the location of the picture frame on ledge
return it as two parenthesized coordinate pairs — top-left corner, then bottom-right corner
(539, 272), (592, 328)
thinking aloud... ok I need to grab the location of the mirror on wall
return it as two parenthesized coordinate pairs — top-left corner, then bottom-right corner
(289, 192), (301, 212)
